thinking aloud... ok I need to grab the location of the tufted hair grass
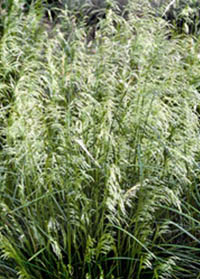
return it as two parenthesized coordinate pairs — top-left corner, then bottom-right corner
(0, 1), (200, 278)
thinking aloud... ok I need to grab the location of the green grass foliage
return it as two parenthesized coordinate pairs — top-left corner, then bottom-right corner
(0, 1), (200, 278)
(162, 0), (200, 35)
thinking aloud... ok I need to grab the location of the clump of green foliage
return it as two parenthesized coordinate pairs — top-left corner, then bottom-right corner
(0, 1), (200, 278)
(160, 0), (200, 34)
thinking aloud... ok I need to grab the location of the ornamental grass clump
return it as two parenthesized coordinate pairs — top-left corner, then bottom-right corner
(0, 1), (200, 278)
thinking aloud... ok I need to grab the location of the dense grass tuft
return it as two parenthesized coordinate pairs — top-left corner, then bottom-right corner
(0, 1), (200, 278)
